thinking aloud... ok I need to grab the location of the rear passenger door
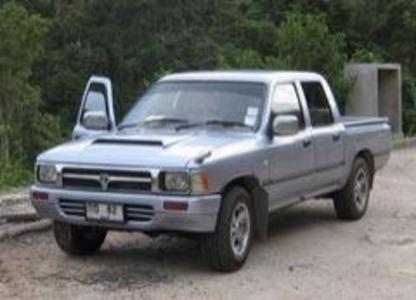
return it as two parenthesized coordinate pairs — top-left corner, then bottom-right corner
(300, 81), (345, 190)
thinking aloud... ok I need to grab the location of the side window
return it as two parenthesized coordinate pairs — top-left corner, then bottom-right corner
(81, 83), (110, 130)
(84, 91), (107, 113)
(301, 82), (334, 127)
(271, 83), (305, 128)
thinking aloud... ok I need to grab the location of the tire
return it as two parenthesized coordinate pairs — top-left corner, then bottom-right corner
(53, 221), (107, 255)
(333, 157), (371, 220)
(201, 186), (254, 272)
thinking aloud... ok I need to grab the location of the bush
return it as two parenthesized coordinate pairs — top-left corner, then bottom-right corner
(0, 160), (32, 190)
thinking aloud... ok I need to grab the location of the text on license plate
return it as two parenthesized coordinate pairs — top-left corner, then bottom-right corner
(86, 202), (124, 222)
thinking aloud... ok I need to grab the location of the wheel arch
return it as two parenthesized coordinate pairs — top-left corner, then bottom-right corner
(354, 149), (375, 188)
(221, 175), (269, 240)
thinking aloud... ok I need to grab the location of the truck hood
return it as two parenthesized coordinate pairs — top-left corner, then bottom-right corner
(37, 130), (256, 168)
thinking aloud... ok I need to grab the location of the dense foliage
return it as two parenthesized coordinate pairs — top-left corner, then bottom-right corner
(1, 0), (416, 188)
(0, 1), (60, 188)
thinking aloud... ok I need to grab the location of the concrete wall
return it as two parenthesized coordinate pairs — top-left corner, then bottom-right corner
(345, 64), (402, 136)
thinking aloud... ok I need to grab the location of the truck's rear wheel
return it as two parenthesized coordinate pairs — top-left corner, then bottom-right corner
(53, 221), (107, 255)
(201, 186), (253, 272)
(333, 157), (371, 220)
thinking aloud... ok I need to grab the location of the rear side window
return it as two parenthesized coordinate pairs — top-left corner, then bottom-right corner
(302, 82), (334, 127)
(271, 83), (305, 129)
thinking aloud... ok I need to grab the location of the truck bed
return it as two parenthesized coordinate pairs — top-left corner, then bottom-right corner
(340, 115), (391, 177)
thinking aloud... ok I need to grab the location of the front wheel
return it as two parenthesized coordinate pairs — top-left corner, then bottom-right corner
(333, 157), (371, 220)
(201, 186), (253, 272)
(53, 221), (107, 255)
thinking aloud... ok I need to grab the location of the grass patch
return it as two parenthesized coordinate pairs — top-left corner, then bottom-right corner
(0, 160), (32, 192)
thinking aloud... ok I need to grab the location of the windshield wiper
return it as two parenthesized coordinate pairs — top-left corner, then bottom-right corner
(119, 117), (189, 130)
(118, 122), (141, 130)
(176, 120), (253, 131)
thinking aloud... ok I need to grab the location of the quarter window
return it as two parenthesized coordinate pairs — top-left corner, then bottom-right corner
(302, 82), (334, 127)
(271, 83), (305, 128)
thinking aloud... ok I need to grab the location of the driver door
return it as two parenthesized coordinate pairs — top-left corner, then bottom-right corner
(267, 83), (314, 210)
(72, 76), (117, 140)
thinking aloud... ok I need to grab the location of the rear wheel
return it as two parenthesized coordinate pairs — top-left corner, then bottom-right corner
(333, 157), (371, 220)
(53, 221), (107, 255)
(201, 186), (253, 272)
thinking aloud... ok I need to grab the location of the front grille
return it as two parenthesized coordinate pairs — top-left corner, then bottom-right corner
(125, 204), (155, 222)
(61, 168), (152, 193)
(59, 199), (86, 217)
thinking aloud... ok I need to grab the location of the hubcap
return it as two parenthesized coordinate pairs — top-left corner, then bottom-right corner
(230, 202), (251, 259)
(353, 167), (369, 211)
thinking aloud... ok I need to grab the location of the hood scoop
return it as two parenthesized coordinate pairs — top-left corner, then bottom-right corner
(93, 138), (163, 147)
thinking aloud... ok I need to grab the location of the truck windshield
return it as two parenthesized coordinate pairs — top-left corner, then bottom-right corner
(120, 81), (266, 131)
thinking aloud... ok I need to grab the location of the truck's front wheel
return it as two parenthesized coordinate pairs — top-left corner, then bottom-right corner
(53, 221), (107, 255)
(333, 157), (371, 220)
(201, 186), (253, 272)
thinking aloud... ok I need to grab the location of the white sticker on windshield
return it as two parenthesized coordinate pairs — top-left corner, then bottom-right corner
(245, 107), (259, 126)
(245, 116), (256, 127)
(247, 107), (259, 116)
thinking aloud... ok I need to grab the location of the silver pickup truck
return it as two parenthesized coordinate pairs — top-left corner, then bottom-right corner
(31, 71), (391, 272)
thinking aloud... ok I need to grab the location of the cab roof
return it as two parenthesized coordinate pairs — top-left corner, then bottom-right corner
(160, 70), (324, 84)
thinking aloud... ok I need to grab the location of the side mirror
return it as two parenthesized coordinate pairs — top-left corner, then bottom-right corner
(82, 110), (109, 130)
(273, 115), (299, 136)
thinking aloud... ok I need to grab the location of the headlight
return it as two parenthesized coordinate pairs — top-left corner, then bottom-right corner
(37, 164), (58, 184)
(161, 172), (190, 192)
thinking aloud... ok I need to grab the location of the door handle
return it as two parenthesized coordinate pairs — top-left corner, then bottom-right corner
(333, 133), (341, 142)
(303, 139), (312, 148)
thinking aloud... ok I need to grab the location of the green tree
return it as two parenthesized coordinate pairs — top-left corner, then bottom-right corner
(0, 1), (60, 172)
(275, 13), (349, 106)
(2, 0), (416, 167)
(222, 12), (348, 108)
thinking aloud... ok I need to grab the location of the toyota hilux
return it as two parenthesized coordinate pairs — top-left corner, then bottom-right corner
(31, 71), (392, 272)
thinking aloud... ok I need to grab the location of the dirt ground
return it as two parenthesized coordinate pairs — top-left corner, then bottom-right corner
(0, 148), (415, 300)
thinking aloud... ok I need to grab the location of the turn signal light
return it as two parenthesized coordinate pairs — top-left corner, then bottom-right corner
(32, 192), (49, 201)
(163, 201), (189, 211)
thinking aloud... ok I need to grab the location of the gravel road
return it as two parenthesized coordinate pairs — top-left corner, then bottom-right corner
(0, 148), (415, 300)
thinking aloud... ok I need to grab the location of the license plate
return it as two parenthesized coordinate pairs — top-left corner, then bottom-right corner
(86, 202), (124, 222)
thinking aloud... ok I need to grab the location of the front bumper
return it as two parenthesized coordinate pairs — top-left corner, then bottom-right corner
(30, 186), (221, 233)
